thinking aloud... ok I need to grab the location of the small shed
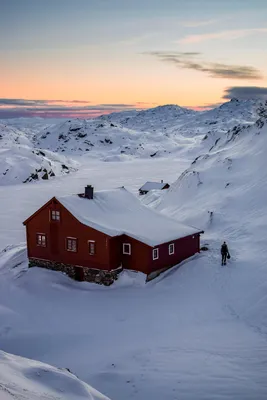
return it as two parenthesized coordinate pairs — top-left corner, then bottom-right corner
(139, 180), (170, 195)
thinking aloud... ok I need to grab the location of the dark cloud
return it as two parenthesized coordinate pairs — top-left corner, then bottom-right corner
(0, 99), (47, 106)
(98, 104), (136, 108)
(145, 52), (263, 80)
(223, 86), (267, 99)
(0, 100), (146, 119)
(0, 98), (91, 106)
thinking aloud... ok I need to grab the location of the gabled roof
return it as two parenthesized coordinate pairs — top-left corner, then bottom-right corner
(56, 188), (202, 247)
(139, 181), (169, 191)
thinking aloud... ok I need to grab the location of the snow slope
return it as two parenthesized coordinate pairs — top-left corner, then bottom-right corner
(146, 102), (267, 334)
(0, 240), (267, 400)
(33, 100), (263, 161)
(0, 99), (263, 185)
(0, 123), (78, 185)
(34, 117), (191, 160)
(99, 104), (197, 132)
(0, 350), (110, 399)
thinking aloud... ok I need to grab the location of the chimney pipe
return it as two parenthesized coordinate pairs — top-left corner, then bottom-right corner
(161, 180), (163, 183)
(85, 185), (94, 199)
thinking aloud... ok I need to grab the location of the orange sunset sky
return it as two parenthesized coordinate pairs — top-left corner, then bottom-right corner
(1, 0), (267, 118)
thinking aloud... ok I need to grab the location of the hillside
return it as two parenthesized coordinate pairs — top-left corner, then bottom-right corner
(32, 99), (263, 161)
(0, 123), (78, 185)
(98, 104), (197, 132)
(34, 118), (188, 160)
(0, 350), (110, 399)
(144, 102), (267, 334)
(0, 100), (264, 184)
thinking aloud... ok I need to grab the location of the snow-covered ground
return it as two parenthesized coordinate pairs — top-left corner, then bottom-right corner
(1, 100), (267, 399)
(0, 123), (78, 185)
(0, 350), (110, 399)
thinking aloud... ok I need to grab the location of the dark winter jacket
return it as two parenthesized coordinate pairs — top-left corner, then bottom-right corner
(221, 243), (228, 255)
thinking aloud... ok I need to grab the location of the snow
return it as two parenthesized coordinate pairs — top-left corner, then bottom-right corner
(139, 181), (168, 191)
(0, 123), (78, 185)
(0, 350), (110, 399)
(57, 188), (202, 246)
(0, 99), (267, 399)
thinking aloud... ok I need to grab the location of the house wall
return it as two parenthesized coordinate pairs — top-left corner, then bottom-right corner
(147, 234), (200, 275)
(109, 235), (151, 274)
(25, 198), (111, 270)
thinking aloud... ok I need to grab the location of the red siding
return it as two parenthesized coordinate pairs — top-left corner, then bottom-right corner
(147, 234), (200, 274)
(26, 199), (111, 270)
(109, 235), (151, 274)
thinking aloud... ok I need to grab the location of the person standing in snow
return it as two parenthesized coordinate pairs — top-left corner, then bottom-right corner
(221, 241), (229, 265)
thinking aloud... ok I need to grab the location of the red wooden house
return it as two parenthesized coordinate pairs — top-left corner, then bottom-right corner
(23, 186), (203, 285)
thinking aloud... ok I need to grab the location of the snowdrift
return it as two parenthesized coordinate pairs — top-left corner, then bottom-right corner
(0, 350), (110, 399)
(0, 146), (78, 185)
(0, 123), (78, 185)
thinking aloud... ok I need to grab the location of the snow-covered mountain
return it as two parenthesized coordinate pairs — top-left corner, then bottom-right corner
(34, 118), (191, 160)
(0, 123), (78, 185)
(99, 104), (197, 132)
(31, 99), (264, 162)
(0, 350), (110, 399)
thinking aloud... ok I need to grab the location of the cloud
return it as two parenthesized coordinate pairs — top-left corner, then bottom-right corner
(0, 99), (151, 119)
(181, 19), (221, 28)
(0, 98), (91, 106)
(178, 28), (267, 44)
(146, 52), (263, 80)
(98, 104), (136, 108)
(223, 86), (267, 100)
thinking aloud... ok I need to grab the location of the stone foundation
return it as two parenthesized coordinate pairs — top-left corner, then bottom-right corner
(28, 258), (123, 286)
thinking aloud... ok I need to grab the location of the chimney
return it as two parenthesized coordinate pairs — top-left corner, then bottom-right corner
(161, 179), (163, 183)
(84, 185), (94, 199)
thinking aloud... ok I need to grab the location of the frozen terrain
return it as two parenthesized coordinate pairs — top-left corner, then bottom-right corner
(0, 350), (110, 399)
(0, 99), (263, 183)
(0, 123), (78, 185)
(0, 99), (267, 399)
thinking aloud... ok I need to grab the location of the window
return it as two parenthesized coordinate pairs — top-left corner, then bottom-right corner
(51, 210), (60, 221)
(153, 248), (159, 260)
(66, 237), (77, 252)
(169, 243), (175, 255)
(123, 243), (131, 255)
(88, 240), (95, 255)
(36, 233), (46, 247)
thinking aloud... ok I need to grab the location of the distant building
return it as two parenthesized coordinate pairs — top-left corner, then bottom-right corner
(23, 186), (203, 285)
(139, 180), (170, 195)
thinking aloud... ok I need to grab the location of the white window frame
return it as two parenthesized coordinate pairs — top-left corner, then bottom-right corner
(169, 243), (175, 255)
(66, 237), (77, 252)
(123, 243), (131, 255)
(153, 248), (159, 260)
(36, 233), (46, 247)
(51, 210), (60, 221)
(88, 240), (96, 255)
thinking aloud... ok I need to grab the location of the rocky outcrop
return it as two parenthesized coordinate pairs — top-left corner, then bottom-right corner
(28, 258), (122, 286)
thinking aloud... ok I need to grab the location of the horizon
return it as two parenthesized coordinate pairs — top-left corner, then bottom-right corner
(1, 0), (267, 118)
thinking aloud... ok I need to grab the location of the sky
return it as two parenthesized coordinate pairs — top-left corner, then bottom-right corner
(1, 0), (267, 118)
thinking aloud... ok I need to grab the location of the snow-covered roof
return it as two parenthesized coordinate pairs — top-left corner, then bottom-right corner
(57, 188), (202, 247)
(139, 181), (169, 191)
